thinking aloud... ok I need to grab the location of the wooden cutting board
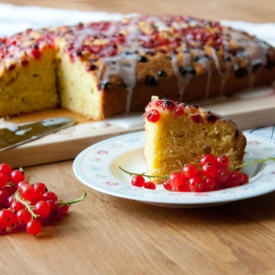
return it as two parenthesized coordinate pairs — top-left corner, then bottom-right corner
(1, 87), (275, 168)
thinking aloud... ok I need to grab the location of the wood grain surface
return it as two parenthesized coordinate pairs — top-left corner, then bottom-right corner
(1, 1), (275, 275)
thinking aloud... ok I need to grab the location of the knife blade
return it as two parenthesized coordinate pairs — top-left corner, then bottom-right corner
(0, 117), (76, 151)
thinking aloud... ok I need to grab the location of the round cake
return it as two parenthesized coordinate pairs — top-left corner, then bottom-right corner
(0, 15), (275, 120)
(144, 96), (247, 183)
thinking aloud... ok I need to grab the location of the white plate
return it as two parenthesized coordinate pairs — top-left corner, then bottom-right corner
(73, 131), (275, 208)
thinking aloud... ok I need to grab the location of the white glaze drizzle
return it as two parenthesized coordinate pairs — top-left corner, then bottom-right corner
(171, 53), (193, 101)
(98, 54), (137, 112)
(209, 46), (231, 95)
(228, 29), (269, 87)
(65, 16), (272, 112)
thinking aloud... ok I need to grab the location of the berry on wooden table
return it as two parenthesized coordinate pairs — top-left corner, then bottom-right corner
(0, 162), (87, 236)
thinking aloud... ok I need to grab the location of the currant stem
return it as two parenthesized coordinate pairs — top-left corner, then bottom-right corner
(234, 156), (275, 170)
(14, 191), (38, 219)
(57, 192), (87, 207)
(119, 166), (168, 180)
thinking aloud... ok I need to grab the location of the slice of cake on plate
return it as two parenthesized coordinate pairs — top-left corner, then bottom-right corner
(144, 96), (247, 182)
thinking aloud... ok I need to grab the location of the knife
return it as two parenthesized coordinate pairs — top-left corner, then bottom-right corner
(0, 117), (76, 151)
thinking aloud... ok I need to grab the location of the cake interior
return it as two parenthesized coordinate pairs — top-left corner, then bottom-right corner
(0, 48), (58, 117)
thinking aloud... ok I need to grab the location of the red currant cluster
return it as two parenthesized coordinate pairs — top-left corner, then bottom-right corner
(123, 153), (249, 192)
(163, 154), (249, 192)
(0, 163), (86, 235)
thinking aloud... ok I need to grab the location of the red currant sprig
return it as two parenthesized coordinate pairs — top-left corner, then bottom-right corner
(0, 163), (87, 235)
(120, 154), (275, 193)
(119, 166), (167, 190)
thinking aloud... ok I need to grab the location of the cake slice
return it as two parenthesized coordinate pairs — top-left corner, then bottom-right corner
(144, 96), (247, 182)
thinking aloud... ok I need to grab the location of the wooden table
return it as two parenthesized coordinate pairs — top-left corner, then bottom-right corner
(1, 1), (275, 274)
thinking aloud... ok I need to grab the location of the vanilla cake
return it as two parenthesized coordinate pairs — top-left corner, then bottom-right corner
(144, 96), (247, 183)
(0, 29), (58, 117)
(0, 15), (275, 120)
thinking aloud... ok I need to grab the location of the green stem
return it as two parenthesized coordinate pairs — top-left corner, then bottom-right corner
(119, 166), (168, 180)
(57, 192), (87, 207)
(235, 156), (275, 170)
(14, 191), (38, 219)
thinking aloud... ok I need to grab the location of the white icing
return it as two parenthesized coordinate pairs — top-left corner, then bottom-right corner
(99, 54), (137, 112)
(197, 55), (212, 98)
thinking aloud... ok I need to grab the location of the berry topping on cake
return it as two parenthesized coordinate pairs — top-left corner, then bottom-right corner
(0, 15), (275, 120)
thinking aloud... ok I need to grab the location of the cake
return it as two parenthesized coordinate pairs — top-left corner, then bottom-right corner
(0, 29), (58, 117)
(144, 96), (247, 183)
(0, 15), (275, 120)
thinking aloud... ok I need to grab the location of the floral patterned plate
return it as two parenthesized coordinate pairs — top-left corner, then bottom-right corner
(73, 131), (275, 208)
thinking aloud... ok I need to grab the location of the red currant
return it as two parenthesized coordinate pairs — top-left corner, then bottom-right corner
(169, 172), (184, 188)
(215, 168), (229, 183)
(199, 154), (216, 168)
(16, 209), (32, 226)
(17, 180), (29, 190)
(201, 162), (216, 177)
(176, 182), (191, 192)
(0, 189), (9, 207)
(0, 209), (14, 227)
(4, 195), (14, 208)
(146, 109), (160, 123)
(10, 201), (25, 214)
(216, 155), (229, 168)
(42, 191), (58, 201)
(182, 164), (197, 179)
(0, 173), (9, 188)
(189, 176), (205, 192)
(31, 49), (41, 59)
(26, 220), (42, 235)
(33, 201), (51, 217)
(47, 200), (59, 218)
(19, 184), (35, 200)
(2, 185), (17, 196)
(144, 181), (156, 190)
(58, 205), (69, 215)
(131, 175), (145, 187)
(10, 169), (25, 185)
(205, 178), (217, 191)
(0, 163), (12, 176)
(33, 182), (48, 194)
(163, 180), (173, 190)
(224, 171), (244, 188)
